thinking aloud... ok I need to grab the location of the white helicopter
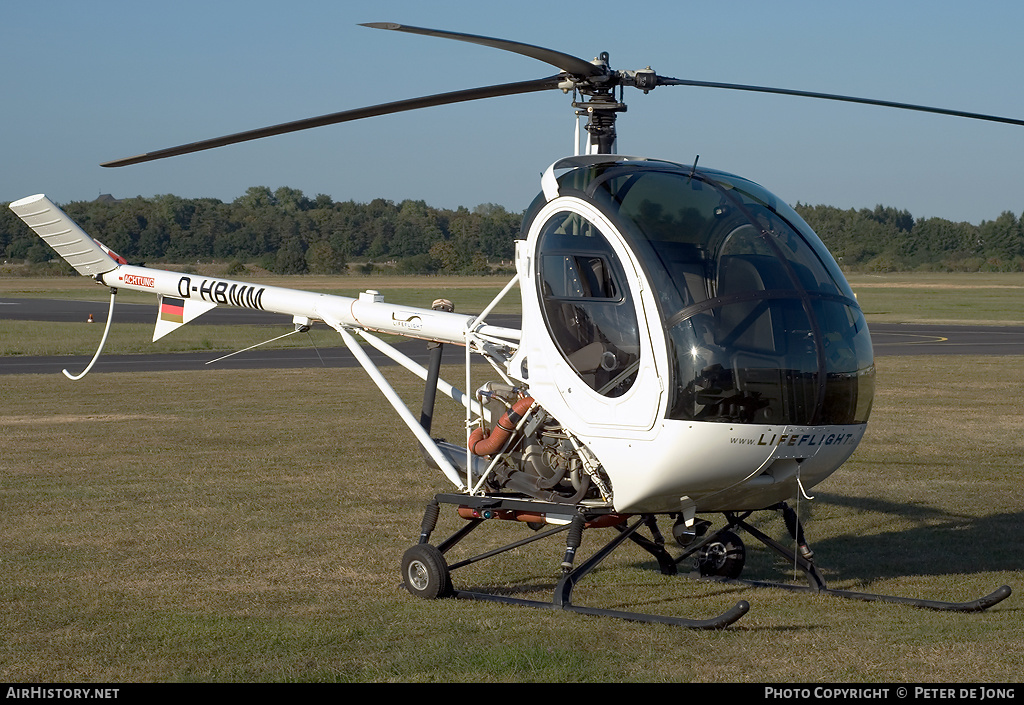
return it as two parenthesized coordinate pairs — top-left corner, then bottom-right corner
(11, 23), (1014, 628)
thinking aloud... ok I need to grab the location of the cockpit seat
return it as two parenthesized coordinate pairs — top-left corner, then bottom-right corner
(568, 341), (605, 373)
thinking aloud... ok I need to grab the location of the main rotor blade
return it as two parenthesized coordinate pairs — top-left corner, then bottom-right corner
(362, 22), (605, 78)
(101, 76), (564, 167)
(657, 76), (1024, 127)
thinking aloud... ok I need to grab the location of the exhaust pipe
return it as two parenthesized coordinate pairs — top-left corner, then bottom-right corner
(468, 396), (535, 455)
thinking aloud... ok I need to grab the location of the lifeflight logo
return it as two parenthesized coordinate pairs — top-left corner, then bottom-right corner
(730, 432), (858, 447)
(757, 432), (857, 447)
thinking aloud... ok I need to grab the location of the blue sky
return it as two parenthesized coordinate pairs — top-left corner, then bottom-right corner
(4, 0), (1024, 224)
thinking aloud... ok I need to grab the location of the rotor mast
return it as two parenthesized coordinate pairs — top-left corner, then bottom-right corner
(569, 52), (625, 154)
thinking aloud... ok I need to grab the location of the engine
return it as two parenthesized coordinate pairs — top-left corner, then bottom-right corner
(468, 382), (612, 504)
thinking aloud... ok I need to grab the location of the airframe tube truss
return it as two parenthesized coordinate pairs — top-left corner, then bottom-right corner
(354, 327), (491, 424)
(326, 273), (520, 494)
(332, 324), (465, 490)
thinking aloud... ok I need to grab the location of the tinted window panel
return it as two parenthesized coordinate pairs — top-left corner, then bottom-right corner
(537, 213), (640, 398)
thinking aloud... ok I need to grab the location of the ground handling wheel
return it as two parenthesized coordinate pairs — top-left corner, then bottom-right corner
(401, 543), (453, 599)
(694, 530), (746, 579)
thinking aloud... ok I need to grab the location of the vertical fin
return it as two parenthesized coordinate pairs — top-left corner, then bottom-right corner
(153, 294), (217, 341)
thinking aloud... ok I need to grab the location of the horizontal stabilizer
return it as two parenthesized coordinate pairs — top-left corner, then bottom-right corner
(153, 294), (218, 341)
(9, 194), (122, 276)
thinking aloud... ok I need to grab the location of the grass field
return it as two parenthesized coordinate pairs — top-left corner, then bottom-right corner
(1, 273), (1023, 682)
(1, 356), (1023, 682)
(846, 272), (1024, 325)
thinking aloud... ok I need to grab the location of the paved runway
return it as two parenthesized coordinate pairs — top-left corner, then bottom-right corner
(867, 323), (1024, 356)
(2, 297), (1023, 375)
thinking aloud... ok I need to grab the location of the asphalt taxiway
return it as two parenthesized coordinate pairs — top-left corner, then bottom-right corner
(2, 297), (1023, 375)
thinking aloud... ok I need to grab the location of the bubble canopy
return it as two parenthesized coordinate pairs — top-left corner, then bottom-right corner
(527, 160), (874, 427)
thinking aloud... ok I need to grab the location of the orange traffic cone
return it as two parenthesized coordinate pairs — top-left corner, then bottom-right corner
(87, 314), (95, 323)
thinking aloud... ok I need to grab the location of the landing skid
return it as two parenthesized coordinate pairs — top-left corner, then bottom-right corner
(402, 493), (749, 629)
(401, 496), (1010, 628)
(680, 504), (1012, 613)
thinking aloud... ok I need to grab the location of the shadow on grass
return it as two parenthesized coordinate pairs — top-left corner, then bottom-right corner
(798, 492), (1024, 583)
(580, 495), (1020, 592)
(627, 493), (1023, 590)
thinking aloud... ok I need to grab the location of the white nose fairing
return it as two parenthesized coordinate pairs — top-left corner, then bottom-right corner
(586, 420), (866, 514)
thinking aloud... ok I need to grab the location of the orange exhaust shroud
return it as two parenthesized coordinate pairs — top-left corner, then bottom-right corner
(468, 396), (535, 456)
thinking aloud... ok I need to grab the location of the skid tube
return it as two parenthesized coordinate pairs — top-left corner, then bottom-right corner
(404, 493), (750, 629)
(680, 504), (1011, 613)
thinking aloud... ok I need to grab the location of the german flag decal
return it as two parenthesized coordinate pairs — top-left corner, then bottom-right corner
(160, 297), (185, 324)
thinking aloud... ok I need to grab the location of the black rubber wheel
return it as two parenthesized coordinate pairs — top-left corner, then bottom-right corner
(694, 530), (746, 579)
(401, 543), (452, 599)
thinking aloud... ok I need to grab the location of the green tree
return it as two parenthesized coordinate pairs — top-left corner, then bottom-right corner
(473, 203), (519, 260)
(396, 253), (440, 274)
(392, 200), (444, 258)
(234, 186), (276, 210)
(979, 211), (1023, 262)
(0, 203), (34, 260)
(305, 240), (346, 274)
(273, 237), (308, 274)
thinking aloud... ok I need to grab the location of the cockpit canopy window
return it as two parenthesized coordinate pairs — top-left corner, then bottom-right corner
(543, 162), (874, 426)
(537, 212), (640, 398)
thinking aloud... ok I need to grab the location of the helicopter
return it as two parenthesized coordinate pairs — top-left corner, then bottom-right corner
(10, 22), (1015, 628)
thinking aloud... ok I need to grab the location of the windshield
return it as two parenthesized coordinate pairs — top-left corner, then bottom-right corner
(577, 164), (874, 426)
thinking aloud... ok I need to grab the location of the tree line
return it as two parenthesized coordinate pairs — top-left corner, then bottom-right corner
(3, 186), (1024, 274)
(796, 203), (1024, 273)
(0, 186), (520, 276)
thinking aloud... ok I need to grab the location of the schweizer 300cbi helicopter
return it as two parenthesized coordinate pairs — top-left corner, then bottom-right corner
(11, 22), (1015, 628)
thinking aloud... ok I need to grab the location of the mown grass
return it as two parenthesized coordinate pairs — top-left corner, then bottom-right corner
(0, 320), (345, 357)
(2, 356), (1023, 682)
(845, 272), (1024, 325)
